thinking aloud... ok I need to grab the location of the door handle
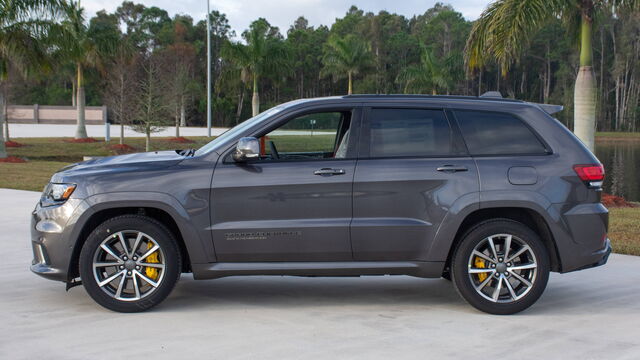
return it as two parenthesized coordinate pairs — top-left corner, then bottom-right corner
(436, 165), (468, 173)
(314, 168), (346, 176)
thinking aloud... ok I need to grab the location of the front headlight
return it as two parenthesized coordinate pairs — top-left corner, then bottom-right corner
(41, 183), (76, 207)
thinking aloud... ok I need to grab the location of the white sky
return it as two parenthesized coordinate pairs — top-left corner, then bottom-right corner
(82, 0), (490, 36)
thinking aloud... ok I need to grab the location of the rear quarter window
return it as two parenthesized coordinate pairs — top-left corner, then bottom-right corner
(454, 110), (548, 156)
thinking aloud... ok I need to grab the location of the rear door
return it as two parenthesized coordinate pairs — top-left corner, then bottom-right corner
(351, 106), (479, 261)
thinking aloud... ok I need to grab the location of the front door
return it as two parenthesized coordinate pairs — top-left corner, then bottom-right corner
(210, 108), (360, 262)
(352, 107), (479, 261)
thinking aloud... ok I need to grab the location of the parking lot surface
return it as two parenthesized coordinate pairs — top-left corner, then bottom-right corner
(1, 188), (639, 359)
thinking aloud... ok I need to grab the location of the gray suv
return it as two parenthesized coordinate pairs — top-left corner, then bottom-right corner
(31, 94), (611, 314)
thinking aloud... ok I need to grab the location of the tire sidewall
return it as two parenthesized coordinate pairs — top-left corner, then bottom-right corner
(79, 215), (181, 312)
(452, 220), (550, 315)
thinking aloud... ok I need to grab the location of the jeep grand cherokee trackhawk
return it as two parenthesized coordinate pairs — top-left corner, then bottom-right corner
(31, 93), (611, 314)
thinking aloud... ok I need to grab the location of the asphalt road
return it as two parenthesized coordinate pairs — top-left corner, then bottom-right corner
(1, 188), (639, 359)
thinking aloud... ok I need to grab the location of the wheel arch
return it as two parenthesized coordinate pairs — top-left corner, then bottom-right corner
(66, 193), (212, 281)
(443, 206), (562, 275)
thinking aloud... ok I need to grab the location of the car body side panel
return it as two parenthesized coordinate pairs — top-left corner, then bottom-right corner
(352, 157), (479, 261)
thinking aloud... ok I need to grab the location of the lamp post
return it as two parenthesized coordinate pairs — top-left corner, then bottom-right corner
(206, 0), (212, 137)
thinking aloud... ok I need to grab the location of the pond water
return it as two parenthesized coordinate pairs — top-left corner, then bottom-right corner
(596, 141), (640, 202)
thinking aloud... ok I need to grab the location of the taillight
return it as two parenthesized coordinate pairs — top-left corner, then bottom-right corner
(573, 164), (605, 188)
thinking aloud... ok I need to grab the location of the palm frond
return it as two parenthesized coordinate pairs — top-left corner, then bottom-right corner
(465, 0), (570, 73)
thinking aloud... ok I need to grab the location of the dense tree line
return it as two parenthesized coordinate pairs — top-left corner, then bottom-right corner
(3, 1), (640, 142)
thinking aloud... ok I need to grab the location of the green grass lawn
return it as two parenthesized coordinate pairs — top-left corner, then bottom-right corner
(595, 132), (640, 140)
(1, 137), (212, 191)
(2, 135), (639, 256)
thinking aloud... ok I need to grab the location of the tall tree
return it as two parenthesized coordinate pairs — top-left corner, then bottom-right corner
(160, 19), (197, 137)
(60, 1), (114, 138)
(466, 0), (640, 151)
(222, 19), (288, 116)
(132, 53), (168, 151)
(321, 34), (373, 95)
(1, 0), (64, 158)
(397, 47), (460, 94)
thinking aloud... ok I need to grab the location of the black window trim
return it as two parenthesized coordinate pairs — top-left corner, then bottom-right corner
(450, 108), (554, 157)
(222, 106), (363, 164)
(357, 105), (470, 160)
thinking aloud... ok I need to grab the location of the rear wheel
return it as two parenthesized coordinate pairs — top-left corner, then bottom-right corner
(451, 219), (549, 315)
(79, 215), (181, 312)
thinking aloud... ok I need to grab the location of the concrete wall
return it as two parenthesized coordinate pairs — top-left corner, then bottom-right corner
(7, 105), (107, 125)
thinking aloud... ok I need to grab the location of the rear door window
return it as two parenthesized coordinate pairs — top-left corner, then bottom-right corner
(454, 110), (548, 155)
(366, 108), (459, 158)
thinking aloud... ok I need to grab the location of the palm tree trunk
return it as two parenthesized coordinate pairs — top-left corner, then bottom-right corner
(348, 71), (353, 95)
(574, 14), (596, 152)
(251, 76), (260, 116)
(3, 111), (8, 142)
(75, 63), (88, 139)
(0, 90), (7, 159)
(236, 88), (245, 125)
(71, 79), (76, 107)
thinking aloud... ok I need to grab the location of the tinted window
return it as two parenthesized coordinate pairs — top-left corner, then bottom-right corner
(454, 110), (547, 155)
(368, 109), (454, 158)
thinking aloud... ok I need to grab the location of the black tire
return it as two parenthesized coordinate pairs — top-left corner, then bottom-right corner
(451, 219), (550, 315)
(79, 215), (181, 312)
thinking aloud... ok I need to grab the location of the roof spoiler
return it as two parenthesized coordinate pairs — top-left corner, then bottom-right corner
(534, 103), (564, 115)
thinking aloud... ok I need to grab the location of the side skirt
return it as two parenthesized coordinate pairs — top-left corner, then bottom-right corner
(191, 261), (445, 280)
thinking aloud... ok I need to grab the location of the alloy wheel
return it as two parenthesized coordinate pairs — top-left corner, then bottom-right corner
(92, 230), (166, 301)
(467, 234), (538, 303)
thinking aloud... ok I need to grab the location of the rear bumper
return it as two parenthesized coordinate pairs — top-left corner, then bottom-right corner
(570, 238), (611, 272)
(549, 202), (610, 273)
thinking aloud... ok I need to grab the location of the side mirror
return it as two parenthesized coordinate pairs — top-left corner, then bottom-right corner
(232, 137), (260, 162)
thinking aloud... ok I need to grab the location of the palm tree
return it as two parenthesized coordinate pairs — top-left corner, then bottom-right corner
(1, 0), (63, 158)
(222, 20), (288, 116)
(60, 0), (113, 139)
(466, 0), (639, 151)
(321, 34), (373, 95)
(397, 47), (461, 95)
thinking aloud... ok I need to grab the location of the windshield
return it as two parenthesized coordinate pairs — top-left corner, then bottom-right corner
(195, 105), (286, 156)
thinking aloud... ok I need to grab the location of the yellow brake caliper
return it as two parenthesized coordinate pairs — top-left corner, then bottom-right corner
(474, 256), (488, 282)
(145, 242), (160, 280)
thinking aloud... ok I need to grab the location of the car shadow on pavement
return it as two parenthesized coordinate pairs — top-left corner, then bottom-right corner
(161, 275), (469, 312)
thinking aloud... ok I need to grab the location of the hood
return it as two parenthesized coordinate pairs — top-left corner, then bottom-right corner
(56, 150), (186, 176)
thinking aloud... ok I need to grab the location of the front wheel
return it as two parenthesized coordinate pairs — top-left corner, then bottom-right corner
(451, 219), (550, 315)
(79, 215), (182, 312)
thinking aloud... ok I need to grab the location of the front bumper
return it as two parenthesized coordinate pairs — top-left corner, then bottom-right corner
(30, 198), (87, 282)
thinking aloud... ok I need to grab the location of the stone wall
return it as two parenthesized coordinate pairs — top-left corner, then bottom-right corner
(7, 105), (107, 125)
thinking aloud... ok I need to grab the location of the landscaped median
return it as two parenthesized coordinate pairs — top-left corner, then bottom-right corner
(2, 135), (639, 256)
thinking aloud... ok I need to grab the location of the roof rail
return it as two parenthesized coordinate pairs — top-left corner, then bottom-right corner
(342, 94), (523, 102)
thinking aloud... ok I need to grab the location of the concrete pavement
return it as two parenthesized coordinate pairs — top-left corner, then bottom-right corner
(1, 188), (639, 359)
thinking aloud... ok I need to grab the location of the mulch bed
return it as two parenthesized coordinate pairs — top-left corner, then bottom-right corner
(108, 144), (136, 151)
(5, 141), (25, 148)
(166, 137), (195, 143)
(65, 137), (98, 143)
(0, 156), (27, 163)
(602, 193), (637, 208)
